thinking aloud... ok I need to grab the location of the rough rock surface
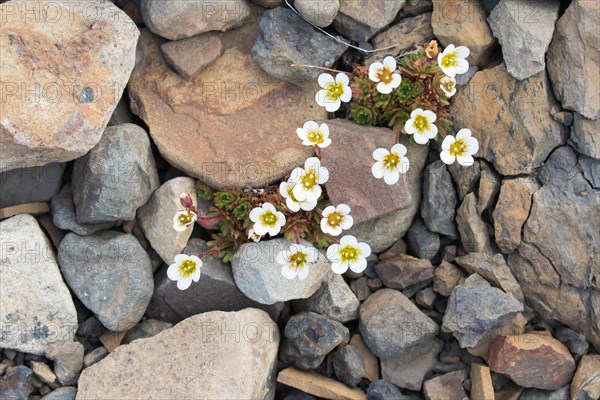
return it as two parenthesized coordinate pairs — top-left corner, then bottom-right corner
(128, 24), (322, 189)
(58, 231), (153, 331)
(252, 7), (348, 85)
(160, 33), (224, 81)
(0, 214), (77, 355)
(77, 309), (280, 400)
(333, 0), (407, 42)
(0, 366), (33, 399)
(420, 160), (457, 237)
(433, 260), (464, 296)
(406, 218), (440, 260)
(44, 341), (84, 386)
(422, 369), (468, 400)
(571, 354), (600, 400)
(570, 114), (600, 159)
(0, 0), (139, 171)
(370, 13), (433, 60)
(51, 184), (114, 236)
(232, 239), (330, 304)
(547, 0), (600, 120)
(332, 345), (365, 387)
(0, 163), (64, 208)
(72, 124), (159, 224)
(375, 254), (434, 290)
(295, 0), (340, 28)
(456, 193), (491, 253)
(451, 64), (565, 175)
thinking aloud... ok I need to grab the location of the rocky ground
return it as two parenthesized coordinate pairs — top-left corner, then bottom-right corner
(0, 0), (599, 399)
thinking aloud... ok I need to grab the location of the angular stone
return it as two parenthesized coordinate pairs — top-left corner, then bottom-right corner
(367, 380), (410, 400)
(493, 177), (540, 254)
(455, 252), (523, 302)
(488, 0), (560, 80)
(477, 160), (501, 214)
(547, 0), (600, 120)
(489, 333), (576, 391)
(381, 337), (443, 391)
(0, 214), (77, 355)
(252, 7), (348, 85)
(232, 239), (330, 305)
(129, 25), (322, 189)
(140, 0), (251, 40)
(431, 0), (495, 65)
(44, 341), (84, 386)
(51, 184), (114, 236)
(571, 355), (600, 400)
(448, 160), (480, 201)
(147, 239), (282, 323)
(250, 0), (284, 8)
(30, 361), (56, 384)
(83, 347), (108, 368)
(137, 177), (197, 265)
(455, 65), (478, 87)
(0, 0), (138, 168)
(293, 273), (360, 323)
(0, 202), (50, 220)
(0, 163), (64, 208)
(57, 231), (153, 331)
(433, 260), (464, 296)
(555, 326), (589, 357)
(580, 156), (600, 189)
(570, 114), (600, 159)
(423, 369), (468, 400)
(122, 319), (173, 345)
(421, 160), (457, 237)
(350, 277), (371, 301)
(406, 218), (440, 260)
(349, 334), (379, 383)
(41, 386), (77, 400)
(77, 309), (279, 399)
(285, 312), (349, 362)
(72, 124), (159, 224)
(415, 286), (437, 309)
(451, 64), (565, 175)
(470, 363), (494, 400)
(333, 345), (365, 387)
(333, 0), (407, 42)
(277, 367), (367, 400)
(375, 254), (434, 290)
(160, 33), (224, 81)
(456, 193), (491, 253)
(359, 289), (438, 359)
(442, 274), (523, 348)
(370, 13), (433, 60)
(0, 366), (33, 400)
(295, 0), (340, 28)
(98, 330), (127, 353)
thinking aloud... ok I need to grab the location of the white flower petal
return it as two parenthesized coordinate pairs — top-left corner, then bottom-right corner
(383, 56), (397, 71)
(340, 86), (352, 103)
(263, 202), (276, 213)
(383, 168), (400, 185)
(373, 148), (389, 161)
(440, 150), (456, 165)
(318, 73), (334, 87)
(349, 258), (367, 273)
(423, 110), (437, 122)
(167, 263), (182, 281)
(442, 135), (455, 151)
(455, 59), (469, 75)
(300, 199), (317, 211)
(249, 207), (263, 222)
(177, 278), (193, 290)
(340, 215), (353, 230)
(368, 63), (383, 82)
(337, 204), (351, 215)
(390, 143), (407, 157)
(414, 132), (430, 144)
(336, 73), (349, 86)
(372, 161), (385, 179)
(192, 269), (201, 282)
(426, 124), (439, 139)
(297, 266), (309, 280)
(340, 235), (357, 246)
(281, 265), (297, 280)
(318, 138), (332, 148)
(457, 154), (475, 166)
(455, 45), (470, 58)
(456, 128), (471, 140)
(253, 222), (269, 236)
(304, 121), (320, 131)
(357, 242), (371, 257)
(331, 261), (348, 275)
(404, 120), (416, 135)
(391, 73), (402, 88)
(398, 157), (410, 174)
(466, 137), (479, 154)
(286, 198), (300, 212)
(325, 99), (342, 112)
(410, 108), (423, 119)
(320, 123), (329, 135)
(377, 82), (393, 94)
(322, 206), (336, 217)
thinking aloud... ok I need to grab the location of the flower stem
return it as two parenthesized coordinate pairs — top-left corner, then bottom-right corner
(315, 146), (322, 160)
(292, 226), (303, 244)
(198, 246), (222, 259)
(291, 64), (352, 76)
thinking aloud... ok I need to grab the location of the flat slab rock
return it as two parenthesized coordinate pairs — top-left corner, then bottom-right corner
(77, 309), (280, 400)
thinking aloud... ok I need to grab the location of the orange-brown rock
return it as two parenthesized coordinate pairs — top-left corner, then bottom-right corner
(349, 334), (379, 383)
(571, 355), (600, 400)
(470, 363), (495, 400)
(488, 333), (576, 391)
(277, 367), (367, 400)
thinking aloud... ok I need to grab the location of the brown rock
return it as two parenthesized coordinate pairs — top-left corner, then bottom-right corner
(494, 383), (524, 400)
(78, 309), (280, 400)
(374, 254), (434, 290)
(570, 113), (600, 159)
(160, 33), (224, 81)
(493, 177), (540, 254)
(477, 160), (501, 214)
(471, 363), (494, 400)
(433, 260), (464, 296)
(488, 333), (576, 391)
(37, 214), (65, 249)
(321, 119), (412, 226)
(379, 239), (408, 260)
(98, 330), (127, 353)
(44, 341), (84, 386)
(448, 160), (480, 201)
(332, 0), (407, 42)
(423, 369), (468, 400)
(451, 64), (565, 175)
(571, 355), (600, 400)
(349, 334), (379, 383)
(0, 202), (49, 220)
(0, 0), (139, 171)
(467, 313), (527, 360)
(370, 13), (433, 60)
(456, 193), (491, 253)
(431, 0), (495, 66)
(128, 24), (322, 189)
(277, 367), (367, 400)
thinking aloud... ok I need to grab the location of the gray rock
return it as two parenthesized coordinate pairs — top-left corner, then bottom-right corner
(140, 0), (251, 40)
(333, 345), (365, 387)
(0, 366), (33, 400)
(333, 0), (407, 42)
(58, 231), (153, 331)
(250, 0), (283, 7)
(280, 339), (324, 370)
(367, 380), (410, 400)
(359, 289), (438, 359)
(0, 214), (77, 355)
(570, 114), (600, 159)
(547, 0), (600, 119)
(456, 193), (491, 253)
(0, 163), (64, 208)
(406, 218), (440, 260)
(433, 261), (465, 296)
(293, 273), (360, 323)
(375, 254), (434, 290)
(232, 239), (330, 305)
(442, 274), (523, 348)
(580, 156), (600, 189)
(381, 337), (443, 391)
(44, 341), (83, 386)
(147, 239), (283, 323)
(122, 319), (173, 345)
(51, 184), (114, 236)
(251, 7), (348, 85)
(295, 0), (340, 27)
(455, 66), (478, 87)
(369, 13), (433, 60)
(447, 160), (480, 201)
(477, 160), (501, 214)
(137, 177), (197, 265)
(72, 124), (159, 224)
(40, 387), (77, 400)
(283, 389), (318, 400)
(520, 385), (569, 400)
(350, 276), (371, 301)
(488, 0), (560, 80)
(397, 0), (432, 18)
(421, 160), (457, 237)
(555, 327), (589, 357)
(415, 287), (437, 309)
(83, 347), (108, 368)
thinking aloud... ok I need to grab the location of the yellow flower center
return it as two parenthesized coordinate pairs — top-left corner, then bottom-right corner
(289, 251), (308, 269)
(325, 82), (344, 101)
(414, 115), (430, 132)
(178, 211), (194, 225)
(441, 52), (457, 68)
(449, 139), (467, 157)
(383, 153), (400, 170)
(307, 130), (324, 144)
(339, 245), (360, 263)
(378, 68), (393, 84)
(261, 211), (278, 227)
(302, 170), (318, 188)
(442, 79), (454, 93)
(178, 259), (197, 278)
(327, 212), (344, 227)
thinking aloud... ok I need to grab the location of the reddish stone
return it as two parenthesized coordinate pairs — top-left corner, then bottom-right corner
(374, 254), (434, 289)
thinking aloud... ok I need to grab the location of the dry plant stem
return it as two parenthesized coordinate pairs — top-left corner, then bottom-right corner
(291, 64), (352, 77)
(198, 246), (223, 259)
(315, 146), (322, 159)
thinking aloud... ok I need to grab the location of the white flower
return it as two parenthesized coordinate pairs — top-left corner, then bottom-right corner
(320, 204), (353, 236)
(405, 108), (438, 144)
(247, 228), (262, 242)
(368, 56), (402, 94)
(276, 243), (318, 280)
(315, 73), (352, 112)
(297, 121), (332, 148)
(440, 75), (456, 98)
(327, 235), (371, 274)
(289, 157), (329, 202)
(440, 128), (479, 166)
(371, 143), (410, 185)
(249, 202), (286, 237)
(279, 181), (317, 212)
(173, 210), (197, 232)
(167, 254), (202, 290)
(437, 44), (470, 78)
